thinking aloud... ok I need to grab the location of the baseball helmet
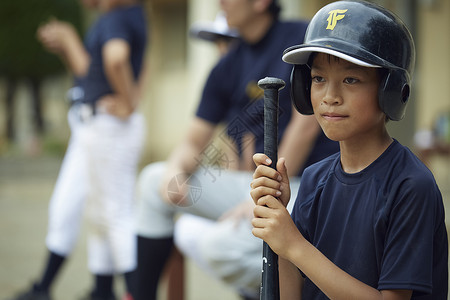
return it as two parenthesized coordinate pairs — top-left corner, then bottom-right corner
(282, 0), (416, 121)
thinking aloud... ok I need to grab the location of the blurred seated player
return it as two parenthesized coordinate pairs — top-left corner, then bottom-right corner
(133, 1), (338, 299)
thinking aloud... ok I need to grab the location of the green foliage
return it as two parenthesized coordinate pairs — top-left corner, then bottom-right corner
(0, 0), (83, 80)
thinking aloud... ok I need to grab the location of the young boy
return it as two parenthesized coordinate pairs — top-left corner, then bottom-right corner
(251, 1), (448, 299)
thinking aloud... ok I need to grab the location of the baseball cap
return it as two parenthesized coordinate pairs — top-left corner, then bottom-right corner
(282, 45), (380, 68)
(189, 11), (239, 42)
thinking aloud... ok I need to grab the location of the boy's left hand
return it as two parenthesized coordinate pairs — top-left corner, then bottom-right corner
(251, 194), (302, 259)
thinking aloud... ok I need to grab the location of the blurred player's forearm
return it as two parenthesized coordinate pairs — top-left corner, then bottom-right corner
(102, 38), (136, 118)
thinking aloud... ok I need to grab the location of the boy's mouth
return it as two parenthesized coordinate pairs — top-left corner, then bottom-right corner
(321, 112), (348, 121)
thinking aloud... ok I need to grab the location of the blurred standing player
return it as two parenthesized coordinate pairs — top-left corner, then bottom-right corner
(133, 0), (339, 299)
(8, 0), (148, 299)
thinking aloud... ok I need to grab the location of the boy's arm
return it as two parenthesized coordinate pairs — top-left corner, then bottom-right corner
(101, 38), (136, 119)
(279, 256), (303, 300)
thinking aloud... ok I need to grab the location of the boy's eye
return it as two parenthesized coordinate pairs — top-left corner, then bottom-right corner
(344, 77), (359, 84)
(311, 75), (324, 83)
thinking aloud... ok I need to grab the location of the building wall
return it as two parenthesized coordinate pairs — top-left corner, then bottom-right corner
(416, 0), (450, 130)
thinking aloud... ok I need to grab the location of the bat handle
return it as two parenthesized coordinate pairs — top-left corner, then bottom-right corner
(258, 77), (285, 300)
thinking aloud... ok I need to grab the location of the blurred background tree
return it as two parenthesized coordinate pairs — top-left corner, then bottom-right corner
(0, 0), (83, 142)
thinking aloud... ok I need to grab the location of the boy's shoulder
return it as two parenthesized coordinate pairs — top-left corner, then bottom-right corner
(387, 140), (438, 190)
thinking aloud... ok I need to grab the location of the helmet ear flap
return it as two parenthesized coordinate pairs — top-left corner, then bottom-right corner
(378, 69), (410, 121)
(290, 64), (314, 115)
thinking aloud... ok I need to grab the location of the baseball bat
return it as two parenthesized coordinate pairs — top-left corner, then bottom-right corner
(257, 77), (285, 300)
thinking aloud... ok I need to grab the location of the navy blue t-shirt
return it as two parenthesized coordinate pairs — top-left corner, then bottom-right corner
(195, 20), (339, 173)
(82, 5), (147, 103)
(291, 140), (448, 299)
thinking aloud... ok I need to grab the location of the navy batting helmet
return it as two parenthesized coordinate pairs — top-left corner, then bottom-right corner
(282, 0), (416, 121)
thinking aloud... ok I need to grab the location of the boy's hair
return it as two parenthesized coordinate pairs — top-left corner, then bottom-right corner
(281, 0), (415, 121)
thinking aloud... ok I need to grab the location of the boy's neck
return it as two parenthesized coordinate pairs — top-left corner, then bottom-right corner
(339, 131), (393, 174)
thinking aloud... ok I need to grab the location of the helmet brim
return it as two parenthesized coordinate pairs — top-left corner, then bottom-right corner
(282, 45), (381, 68)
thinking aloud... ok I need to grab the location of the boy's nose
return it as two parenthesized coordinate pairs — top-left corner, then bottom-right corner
(322, 85), (342, 106)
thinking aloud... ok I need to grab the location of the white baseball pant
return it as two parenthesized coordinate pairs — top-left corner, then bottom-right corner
(46, 104), (145, 274)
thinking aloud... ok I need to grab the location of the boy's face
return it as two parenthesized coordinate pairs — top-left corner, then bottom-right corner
(310, 53), (385, 142)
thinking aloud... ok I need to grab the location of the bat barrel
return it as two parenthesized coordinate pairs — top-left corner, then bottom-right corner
(257, 77), (285, 300)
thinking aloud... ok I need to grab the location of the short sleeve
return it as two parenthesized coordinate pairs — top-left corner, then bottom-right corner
(378, 175), (442, 294)
(195, 61), (231, 124)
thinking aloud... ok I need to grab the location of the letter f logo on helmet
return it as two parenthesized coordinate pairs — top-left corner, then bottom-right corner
(326, 9), (348, 30)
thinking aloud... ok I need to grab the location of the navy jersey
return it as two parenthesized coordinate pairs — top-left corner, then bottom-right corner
(82, 5), (147, 103)
(196, 20), (339, 173)
(291, 140), (448, 299)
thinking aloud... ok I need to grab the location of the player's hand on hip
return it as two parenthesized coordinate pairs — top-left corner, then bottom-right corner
(98, 94), (134, 119)
(250, 154), (291, 208)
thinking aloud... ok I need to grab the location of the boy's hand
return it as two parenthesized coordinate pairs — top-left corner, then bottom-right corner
(250, 154), (291, 207)
(252, 190), (303, 259)
(251, 153), (304, 258)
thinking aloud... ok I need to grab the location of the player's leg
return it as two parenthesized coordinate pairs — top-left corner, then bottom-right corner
(8, 107), (88, 299)
(134, 162), (175, 300)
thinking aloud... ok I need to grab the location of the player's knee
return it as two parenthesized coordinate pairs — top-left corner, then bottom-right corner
(137, 162), (165, 187)
(136, 161), (166, 200)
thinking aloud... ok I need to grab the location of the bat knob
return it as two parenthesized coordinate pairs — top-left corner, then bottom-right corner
(258, 77), (285, 91)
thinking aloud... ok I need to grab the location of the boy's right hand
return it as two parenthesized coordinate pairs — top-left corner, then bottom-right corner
(250, 153), (291, 208)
